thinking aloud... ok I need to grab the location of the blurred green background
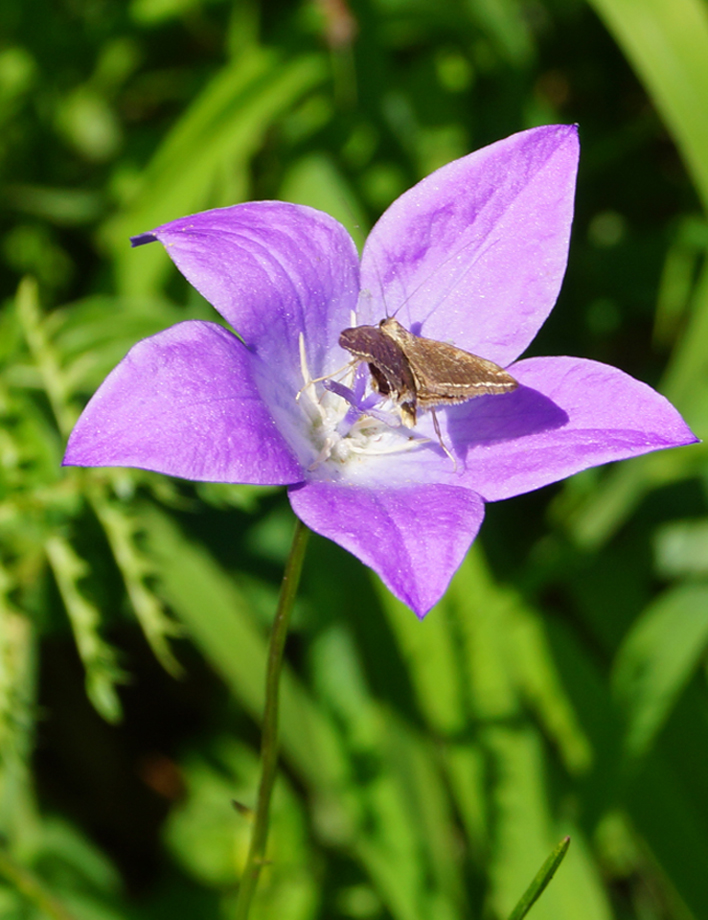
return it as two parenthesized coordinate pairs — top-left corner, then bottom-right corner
(2, 0), (708, 918)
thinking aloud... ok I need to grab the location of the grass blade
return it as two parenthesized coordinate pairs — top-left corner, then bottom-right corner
(507, 837), (571, 920)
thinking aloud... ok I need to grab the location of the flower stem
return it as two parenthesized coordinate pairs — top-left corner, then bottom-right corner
(234, 517), (310, 920)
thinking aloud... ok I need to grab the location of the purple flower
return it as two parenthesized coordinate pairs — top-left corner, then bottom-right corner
(64, 125), (697, 616)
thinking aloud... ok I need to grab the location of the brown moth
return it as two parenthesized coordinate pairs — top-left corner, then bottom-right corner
(339, 317), (518, 428)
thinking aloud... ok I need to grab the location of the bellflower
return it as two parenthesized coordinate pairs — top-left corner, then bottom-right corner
(64, 125), (697, 616)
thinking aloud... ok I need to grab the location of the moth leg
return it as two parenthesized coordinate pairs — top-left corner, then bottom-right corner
(430, 408), (457, 472)
(400, 401), (417, 428)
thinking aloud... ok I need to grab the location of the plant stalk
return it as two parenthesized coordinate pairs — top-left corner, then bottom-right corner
(234, 517), (310, 920)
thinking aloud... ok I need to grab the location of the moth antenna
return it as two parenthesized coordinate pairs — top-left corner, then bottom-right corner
(368, 254), (394, 319)
(371, 234), (503, 329)
(408, 236), (505, 327)
(361, 250), (408, 322)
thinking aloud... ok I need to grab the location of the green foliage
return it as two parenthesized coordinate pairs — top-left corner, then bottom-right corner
(2, 0), (708, 918)
(507, 836), (571, 920)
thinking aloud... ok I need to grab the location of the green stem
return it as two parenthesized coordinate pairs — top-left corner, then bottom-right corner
(507, 836), (571, 920)
(234, 518), (310, 920)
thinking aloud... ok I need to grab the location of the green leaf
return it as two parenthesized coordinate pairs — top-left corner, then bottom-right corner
(587, 0), (708, 213)
(310, 623), (465, 920)
(654, 518), (708, 578)
(613, 583), (708, 757)
(44, 535), (125, 724)
(486, 725), (613, 920)
(280, 153), (368, 251)
(485, 725), (558, 919)
(379, 585), (468, 736)
(140, 505), (345, 792)
(102, 51), (327, 296)
(627, 730), (708, 919)
(166, 739), (318, 920)
(89, 486), (182, 676)
(504, 600), (592, 775)
(440, 551), (612, 920)
(507, 836), (570, 920)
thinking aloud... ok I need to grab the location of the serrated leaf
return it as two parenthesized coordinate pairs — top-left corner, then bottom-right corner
(44, 535), (125, 723)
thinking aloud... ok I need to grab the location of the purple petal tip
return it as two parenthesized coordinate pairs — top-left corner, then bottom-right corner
(130, 232), (158, 248)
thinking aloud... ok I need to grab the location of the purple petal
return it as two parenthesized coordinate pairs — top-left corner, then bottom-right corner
(139, 202), (360, 387)
(288, 480), (485, 616)
(64, 321), (304, 485)
(359, 125), (579, 366)
(445, 356), (699, 501)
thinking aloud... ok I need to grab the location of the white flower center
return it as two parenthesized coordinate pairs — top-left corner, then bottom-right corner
(296, 333), (427, 474)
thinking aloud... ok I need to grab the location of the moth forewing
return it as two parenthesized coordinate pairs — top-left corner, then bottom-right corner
(409, 342), (518, 406)
(379, 318), (518, 408)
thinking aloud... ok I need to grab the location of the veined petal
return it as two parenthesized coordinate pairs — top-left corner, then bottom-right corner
(359, 125), (578, 366)
(63, 321), (303, 485)
(133, 202), (360, 389)
(288, 480), (485, 616)
(446, 355), (699, 501)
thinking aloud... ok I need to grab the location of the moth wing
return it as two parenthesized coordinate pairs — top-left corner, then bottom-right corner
(404, 337), (518, 404)
(339, 324), (390, 361)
